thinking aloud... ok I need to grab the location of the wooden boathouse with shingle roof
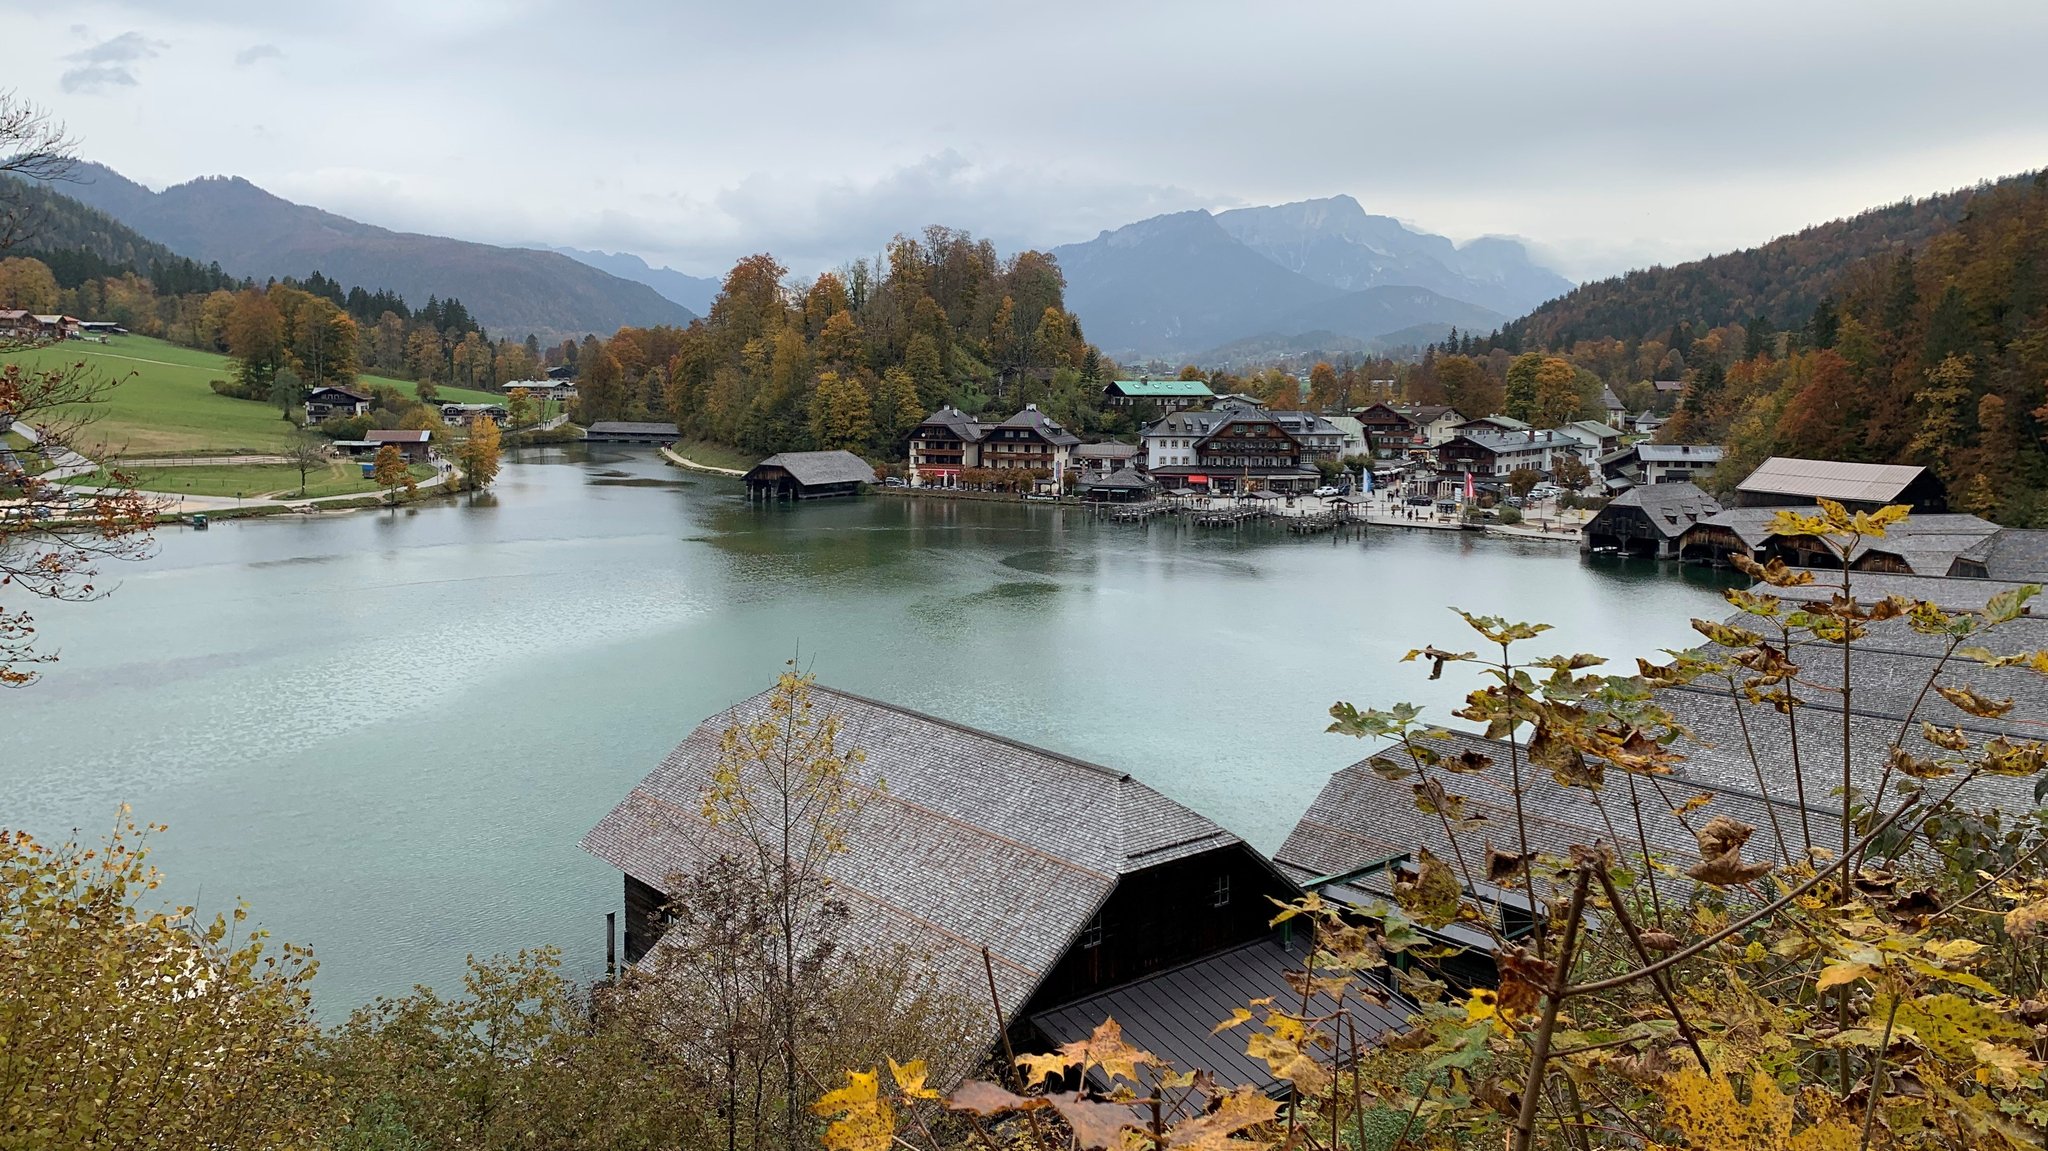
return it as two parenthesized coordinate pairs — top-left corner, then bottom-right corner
(582, 686), (1374, 1087)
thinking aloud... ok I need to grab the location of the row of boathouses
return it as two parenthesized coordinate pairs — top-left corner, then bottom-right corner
(582, 516), (2048, 1094)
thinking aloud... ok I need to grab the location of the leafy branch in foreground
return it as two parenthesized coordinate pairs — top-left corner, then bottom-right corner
(847, 501), (2046, 1151)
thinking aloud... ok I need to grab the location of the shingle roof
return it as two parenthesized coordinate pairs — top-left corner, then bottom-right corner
(1592, 481), (1721, 539)
(364, 429), (431, 443)
(1691, 512), (1997, 572)
(581, 687), (1241, 1013)
(586, 421), (680, 436)
(915, 406), (985, 442)
(745, 450), (876, 486)
(1564, 420), (1625, 439)
(1073, 442), (1139, 460)
(995, 405), (1081, 446)
(1949, 528), (2048, 580)
(1078, 467), (1155, 491)
(1599, 385), (1624, 409)
(1736, 457), (1926, 503)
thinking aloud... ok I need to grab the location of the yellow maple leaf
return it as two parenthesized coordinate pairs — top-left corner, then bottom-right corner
(888, 1057), (938, 1101)
(813, 1069), (895, 1151)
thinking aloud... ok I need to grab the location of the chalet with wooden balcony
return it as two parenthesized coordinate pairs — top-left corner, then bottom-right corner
(907, 405), (985, 486)
(1145, 408), (1318, 494)
(982, 404), (1079, 478)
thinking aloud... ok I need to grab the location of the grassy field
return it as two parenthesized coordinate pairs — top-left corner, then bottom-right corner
(66, 459), (437, 500)
(1, 335), (500, 456)
(669, 438), (755, 471)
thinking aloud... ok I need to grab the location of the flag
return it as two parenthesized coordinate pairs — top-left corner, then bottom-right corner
(1464, 471), (1476, 502)
(1361, 469), (1373, 494)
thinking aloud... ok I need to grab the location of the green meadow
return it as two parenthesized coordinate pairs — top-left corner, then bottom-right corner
(1, 335), (500, 457)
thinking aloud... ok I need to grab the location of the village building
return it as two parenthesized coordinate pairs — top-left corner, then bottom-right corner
(1599, 442), (1721, 489)
(584, 421), (679, 443)
(1398, 405), (1467, 448)
(1552, 420), (1625, 457)
(1144, 408), (1318, 494)
(1071, 441), (1141, 474)
(503, 379), (578, 403)
(1323, 415), (1367, 459)
(1599, 385), (1628, 426)
(1101, 378), (1216, 412)
(1454, 414), (1530, 436)
(1434, 429), (1585, 483)
(981, 404), (1080, 479)
(580, 687), (1388, 1091)
(440, 402), (510, 426)
(906, 405), (985, 487)
(1651, 379), (1686, 405)
(303, 386), (371, 423)
(741, 450), (875, 499)
(1734, 456), (1947, 513)
(1350, 404), (1422, 460)
(1677, 509), (1997, 572)
(0, 309), (31, 338)
(1581, 481), (1722, 559)
(363, 429), (432, 461)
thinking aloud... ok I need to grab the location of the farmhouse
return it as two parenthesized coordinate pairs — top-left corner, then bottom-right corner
(440, 402), (509, 426)
(582, 687), (1396, 1090)
(741, 450), (874, 499)
(303, 386), (370, 423)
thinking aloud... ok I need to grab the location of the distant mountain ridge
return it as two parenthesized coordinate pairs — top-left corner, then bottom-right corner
(1050, 207), (1510, 361)
(543, 246), (722, 316)
(1214, 195), (1571, 317)
(57, 163), (696, 340)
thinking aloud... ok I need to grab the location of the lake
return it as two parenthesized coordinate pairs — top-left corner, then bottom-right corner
(2, 446), (1737, 1014)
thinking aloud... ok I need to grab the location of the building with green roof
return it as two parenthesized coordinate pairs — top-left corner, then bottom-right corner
(1102, 378), (1215, 412)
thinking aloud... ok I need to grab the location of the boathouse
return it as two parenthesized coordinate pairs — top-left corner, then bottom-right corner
(1077, 466), (1156, 502)
(1734, 457), (1946, 513)
(1581, 481), (1720, 558)
(581, 687), (1397, 1090)
(585, 421), (679, 444)
(741, 450), (875, 499)
(1678, 509), (1997, 572)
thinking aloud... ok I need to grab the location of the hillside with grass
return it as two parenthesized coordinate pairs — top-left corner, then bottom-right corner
(1, 335), (496, 457)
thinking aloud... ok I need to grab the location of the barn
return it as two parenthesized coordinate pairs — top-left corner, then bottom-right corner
(1580, 481), (1720, 558)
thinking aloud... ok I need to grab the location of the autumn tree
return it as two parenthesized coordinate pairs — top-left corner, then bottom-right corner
(226, 290), (287, 391)
(1909, 354), (1974, 482)
(1528, 356), (1583, 427)
(873, 365), (924, 452)
(372, 443), (410, 505)
(699, 666), (870, 1150)
(1550, 450), (1592, 491)
(506, 388), (539, 428)
(0, 816), (329, 1144)
(1436, 354), (1501, 416)
(456, 414), (503, 493)
(284, 425), (329, 496)
(808, 370), (874, 452)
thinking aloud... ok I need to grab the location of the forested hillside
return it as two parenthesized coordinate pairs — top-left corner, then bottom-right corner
(1509, 172), (2036, 347)
(571, 228), (1108, 459)
(1662, 175), (2048, 523)
(0, 177), (237, 296)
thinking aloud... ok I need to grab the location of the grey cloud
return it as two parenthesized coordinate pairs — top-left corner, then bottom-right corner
(60, 31), (166, 93)
(234, 43), (283, 66)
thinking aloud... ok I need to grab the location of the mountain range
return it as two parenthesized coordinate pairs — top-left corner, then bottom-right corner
(54, 163), (696, 340)
(541, 246), (723, 317)
(1048, 196), (1571, 362)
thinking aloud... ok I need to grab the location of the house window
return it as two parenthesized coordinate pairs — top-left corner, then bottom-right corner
(1082, 913), (1104, 949)
(1213, 874), (1231, 907)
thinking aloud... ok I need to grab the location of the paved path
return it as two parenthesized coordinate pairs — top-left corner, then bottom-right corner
(111, 454), (293, 468)
(660, 444), (746, 476)
(61, 459), (465, 517)
(10, 421), (98, 479)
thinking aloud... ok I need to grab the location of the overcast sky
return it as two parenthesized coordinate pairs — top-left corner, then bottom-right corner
(15, 0), (2048, 284)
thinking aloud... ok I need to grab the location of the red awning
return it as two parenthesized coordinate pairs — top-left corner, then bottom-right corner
(1187, 475), (1209, 484)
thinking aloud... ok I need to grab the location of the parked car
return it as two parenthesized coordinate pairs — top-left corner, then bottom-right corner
(1505, 496), (1524, 509)
(883, 476), (907, 487)
(1313, 485), (1339, 497)
(1405, 495), (1433, 506)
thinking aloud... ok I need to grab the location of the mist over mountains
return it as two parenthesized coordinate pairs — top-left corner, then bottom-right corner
(55, 163), (697, 340)
(48, 162), (1573, 361)
(1049, 197), (1564, 362)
